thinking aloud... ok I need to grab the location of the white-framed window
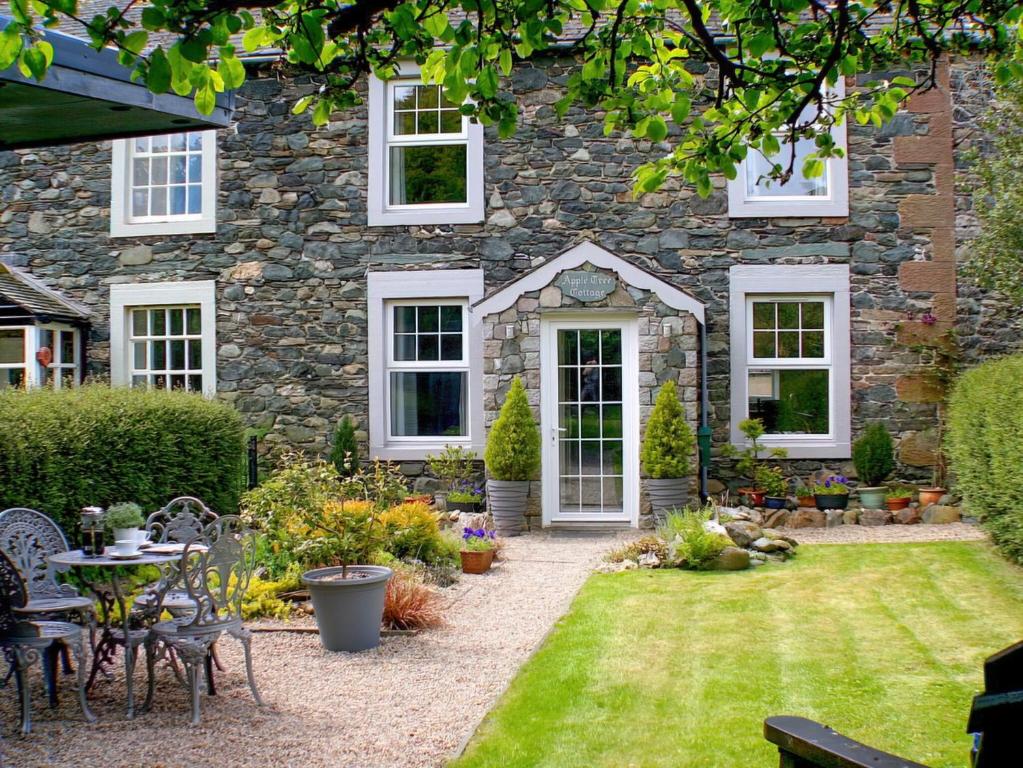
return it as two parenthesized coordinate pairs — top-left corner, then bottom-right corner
(367, 65), (484, 226)
(727, 81), (849, 218)
(109, 281), (217, 397)
(729, 264), (851, 458)
(0, 325), (81, 390)
(110, 130), (217, 237)
(368, 269), (485, 459)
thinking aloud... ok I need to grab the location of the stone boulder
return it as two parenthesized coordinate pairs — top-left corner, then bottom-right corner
(704, 520), (729, 537)
(725, 520), (762, 548)
(709, 547), (751, 571)
(787, 508), (827, 529)
(763, 509), (790, 529)
(843, 509), (860, 525)
(752, 537), (789, 553)
(893, 508), (922, 525)
(760, 529), (799, 547)
(859, 509), (892, 526)
(825, 510), (845, 528)
(922, 505), (961, 524)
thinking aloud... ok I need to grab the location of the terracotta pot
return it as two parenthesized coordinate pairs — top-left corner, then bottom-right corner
(918, 488), (946, 507)
(796, 495), (816, 508)
(738, 488), (766, 507)
(460, 549), (494, 574)
(886, 497), (911, 511)
(404, 494), (433, 506)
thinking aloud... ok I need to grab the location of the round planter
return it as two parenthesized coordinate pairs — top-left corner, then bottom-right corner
(796, 495), (816, 508)
(857, 487), (887, 510)
(487, 479), (529, 536)
(646, 478), (688, 523)
(739, 488), (766, 507)
(814, 493), (849, 511)
(918, 488), (946, 507)
(447, 500), (482, 515)
(886, 497), (911, 511)
(301, 565), (392, 652)
(764, 496), (787, 510)
(460, 549), (494, 574)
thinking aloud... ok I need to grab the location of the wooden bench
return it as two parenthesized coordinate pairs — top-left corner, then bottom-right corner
(764, 640), (1022, 768)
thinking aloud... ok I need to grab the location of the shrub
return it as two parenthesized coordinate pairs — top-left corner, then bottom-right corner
(852, 423), (895, 486)
(605, 535), (669, 564)
(105, 502), (145, 532)
(484, 377), (541, 481)
(948, 356), (1023, 565)
(379, 501), (456, 566)
(0, 385), (243, 535)
(241, 566), (303, 621)
(721, 417), (787, 485)
(382, 569), (445, 631)
(658, 506), (730, 570)
(329, 415), (360, 477)
(426, 445), (477, 490)
(754, 465), (787, 497)
(640, 380), (695, 478)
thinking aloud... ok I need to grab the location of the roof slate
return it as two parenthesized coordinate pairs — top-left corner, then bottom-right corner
(0, 262), (91, 323)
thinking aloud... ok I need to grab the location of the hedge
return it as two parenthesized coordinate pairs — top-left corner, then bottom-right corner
(0, 385), (244, 535)
(946, 354), (1023, 564)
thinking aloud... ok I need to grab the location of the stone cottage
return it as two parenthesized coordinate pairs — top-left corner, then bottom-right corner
(0, 20), (1009, 528)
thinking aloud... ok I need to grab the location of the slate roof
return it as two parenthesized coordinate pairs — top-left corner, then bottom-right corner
(0, 262), (91, 324)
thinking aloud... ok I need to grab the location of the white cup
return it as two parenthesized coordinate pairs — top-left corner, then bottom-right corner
(134, 529), (151, 546)
(114, 539), (139, 557)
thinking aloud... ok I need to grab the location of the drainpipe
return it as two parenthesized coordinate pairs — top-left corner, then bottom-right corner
(697, 320), (712, 505)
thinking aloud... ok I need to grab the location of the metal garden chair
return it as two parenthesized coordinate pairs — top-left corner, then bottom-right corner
(0, 550), (95, 734)
(143, 516), (263, 725)
(0, 508), (97, 668)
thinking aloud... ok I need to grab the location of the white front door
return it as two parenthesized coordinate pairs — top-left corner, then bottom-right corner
(540, 316), (639, 526)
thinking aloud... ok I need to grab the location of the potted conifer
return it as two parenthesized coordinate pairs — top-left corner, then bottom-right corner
(852, 423), (894, 509)
(641, 380), (696, 523)
(484, 377), (541, 537)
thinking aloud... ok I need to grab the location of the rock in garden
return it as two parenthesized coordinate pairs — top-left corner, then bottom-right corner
(922, 505), (961, 524)
(703, 520), (728, 537)
(638, 551), (661, 568)
(825, 510), (845, 528)
(787, 508), (827, 529)
(709, 547), (750, 571)
(859, 509), (892, 526)
(752, 537), (787, 553)
(843, 509), (860, 525)
(725, 520), (762, 548)
(763, 509), (790, 529)
(894, 508), (922, 525)
(760, 529), (799, 547)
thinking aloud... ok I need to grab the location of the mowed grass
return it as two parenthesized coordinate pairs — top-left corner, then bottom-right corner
(451, 542), (1023, 768)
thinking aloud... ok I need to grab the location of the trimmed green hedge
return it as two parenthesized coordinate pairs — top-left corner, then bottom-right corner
(0, 386), (244, 534)
(947, 355), (1023, 564)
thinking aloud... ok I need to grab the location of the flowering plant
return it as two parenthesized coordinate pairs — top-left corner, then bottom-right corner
(813, 475), (850, 495)
(886, 486), (915, 500)
(460, 527), (496, 552)
(448, 481), (485, 504)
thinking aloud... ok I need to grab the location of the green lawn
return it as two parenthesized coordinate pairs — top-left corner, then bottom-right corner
(451, 542), (1023, 768)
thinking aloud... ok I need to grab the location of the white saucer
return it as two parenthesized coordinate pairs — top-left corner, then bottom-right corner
(109, 551), (143, 560)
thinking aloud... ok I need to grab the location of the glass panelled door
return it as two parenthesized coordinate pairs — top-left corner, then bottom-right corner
(542, 318), (638, 524)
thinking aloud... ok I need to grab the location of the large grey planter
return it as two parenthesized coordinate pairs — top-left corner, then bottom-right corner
(647, 478), (688, 524)
(487, 479), (529, 536)
(301, 565), (392, 652)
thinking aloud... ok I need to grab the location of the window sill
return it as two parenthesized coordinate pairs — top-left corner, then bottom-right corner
(110, 217), (216, 238)
(726, 199), (849, 219)
(369, 441), (481, 462)
(732, 439), (851, 460)
(367, 205), (484, 227)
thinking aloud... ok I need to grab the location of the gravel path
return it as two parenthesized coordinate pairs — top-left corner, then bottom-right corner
(1, 532), (630, 768)
(784, 521), (988, 545)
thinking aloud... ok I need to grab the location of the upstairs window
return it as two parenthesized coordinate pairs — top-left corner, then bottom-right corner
(368, 68), (484, 226)
(111, 131), (217, 237)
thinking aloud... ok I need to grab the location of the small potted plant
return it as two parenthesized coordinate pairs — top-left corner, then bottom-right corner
(484, 377), (541, 537)
(794, 481), (816, 508)
(722, 418), (787, 507)
(459, 527), (497, 574)
(446, 481), (485, 514)
(300, 460), (406, 652)
(641, 380), (696, 522)
(813, 475), (851, 510)
(852, 423), (895, 509)
(426, 444), (478, 509)
(757, 466), (788, 509)
(329, 415), (360, 477)
(885, 486), (915, 511)
(105, 502), (145, 544)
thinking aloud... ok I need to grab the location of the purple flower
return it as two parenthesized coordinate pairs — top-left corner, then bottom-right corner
(921, 312), (937, 326)
(825, 479), (832, 488)
(475, 528), (486, 538)
(488, 531), (496, 539)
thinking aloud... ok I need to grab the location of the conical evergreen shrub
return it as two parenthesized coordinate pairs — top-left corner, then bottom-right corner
(484, 377), (541, 481)
(641, 380), (695, 478)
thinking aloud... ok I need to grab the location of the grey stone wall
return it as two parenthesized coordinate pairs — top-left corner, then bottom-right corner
(0, 56), (992, 491)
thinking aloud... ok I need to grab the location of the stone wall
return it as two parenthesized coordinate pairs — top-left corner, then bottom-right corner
(481, 262), (699, 528)
(0, 56), (990, 491)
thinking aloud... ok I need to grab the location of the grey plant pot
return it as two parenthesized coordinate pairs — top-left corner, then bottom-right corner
(647, 478), (688, 524)
(857, 486), (887, 510)
(301, 565), (392, 652)
(487, 479), (529, 537)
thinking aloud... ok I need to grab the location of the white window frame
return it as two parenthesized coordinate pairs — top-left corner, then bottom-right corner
(368, 269), (484, 459)
(729, 264), (851, 458)
(367, 63), (484, 226)
(110, 281), (217, 397)
(110, 130), (217, 237)
(36, 324), (81, 389)
(727, 80), (849, 218)
(0, 326), (33, 389)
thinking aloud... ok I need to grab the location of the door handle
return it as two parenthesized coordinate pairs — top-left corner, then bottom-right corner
(552, 427), (567, 441)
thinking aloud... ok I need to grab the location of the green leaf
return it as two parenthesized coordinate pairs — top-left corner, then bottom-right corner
(20, 46), (47, 81)
(195, 83), (215, 115)
(122, 30), (148, 55)
(147, 48), (172, 93)
(499, 49), (512, 77)
(218, 53), (245, 90)
(242, 27), (267, 53)
(671, 95), (691, 125)
(0, 27), (23, 70)
(423, 12), (449, 39)
(646, 115), (668, 143)
(312, 98), (332, 125)
(180, 38), (207, 64)
(477, 66), (499, 99)
(140, 7), (165, 31)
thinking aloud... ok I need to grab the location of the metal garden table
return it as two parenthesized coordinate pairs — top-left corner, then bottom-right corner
(47, 547), (184, 719)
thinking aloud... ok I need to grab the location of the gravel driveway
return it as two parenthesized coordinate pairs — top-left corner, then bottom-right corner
(2, 532), (629, 768)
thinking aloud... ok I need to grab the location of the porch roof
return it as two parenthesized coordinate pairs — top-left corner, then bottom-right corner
(0, 16), (233, 151)
(0, 261), (91, 326)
